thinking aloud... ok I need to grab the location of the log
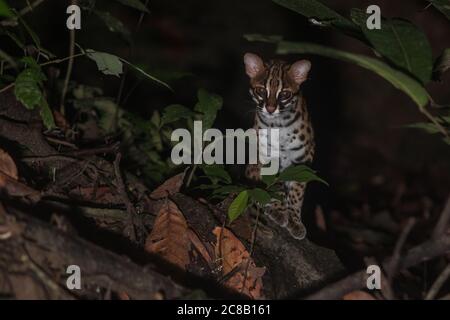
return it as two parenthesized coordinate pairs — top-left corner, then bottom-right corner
(0, 209), (188, 299)
(172, 194), (345, 299)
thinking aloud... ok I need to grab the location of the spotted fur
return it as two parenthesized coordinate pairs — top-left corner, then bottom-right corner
(244, 53), (314, 240)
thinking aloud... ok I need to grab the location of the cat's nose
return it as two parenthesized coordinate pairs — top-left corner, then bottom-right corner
(266, 105), (276, 114)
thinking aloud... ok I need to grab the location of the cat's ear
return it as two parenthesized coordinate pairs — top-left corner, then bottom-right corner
(288, 60), (311, 85)
(244, 53), (265, 79)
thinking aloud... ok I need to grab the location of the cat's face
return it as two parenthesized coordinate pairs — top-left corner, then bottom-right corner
(244, 53), (311, 116)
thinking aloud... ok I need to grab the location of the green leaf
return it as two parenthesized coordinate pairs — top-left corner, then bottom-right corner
(212, 185), (246, 195)
(275, 41), (429, 108)
(228, 190), (249, 223)
(202, 164), (232, 184)
(114, 0), (150, 13)
(351, 9), (433, 84)
(86, 49), (123, 77)
(161, 104), (195, 126)
(272, 0), (360, 38)
(94, 11), (131, 42)
(279, 165), (328, 185)
(14, 67), (46, 110)
(40, 98), (55, 129)
(261, 174), (278, 187)
(404, 122), (440, 134)
(244, 34), (284, 43)
(21, 56), (41, 69)
(429, 0), (450, 20)
(194, 89), (223, 130)
(0, 0), (13, 17)
(248, 188), (271, 205)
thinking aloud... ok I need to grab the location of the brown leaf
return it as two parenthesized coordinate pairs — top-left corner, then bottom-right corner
(145, 200), (190, 269)
(149, 172), (186, 200)
(343, 290), (376, 300)
(188, 229), (213, 264)
(53, 110), (70, 130)
(118, 292), (130, 300)
(0, 148), (18, 180)
(213, 227), (265, 299)
(0, 171), (41, 202)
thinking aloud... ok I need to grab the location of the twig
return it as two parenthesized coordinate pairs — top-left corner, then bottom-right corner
(67, 142), (120, 157)
(387, 217), (416, 281)
(0, 52), (85, 94)
(0, 82), (14, 94)
(185, 164), (197, 188)
(114, 0), (149, 129)
(425, 263), (450, 300)
(305, 232), (450, 300)
(113, 153), (137, 241)
(364, 256), (395, 300)
(433, 194), (450, 239)
(241, 205), (261, 294)
(39, 52), (85, 67)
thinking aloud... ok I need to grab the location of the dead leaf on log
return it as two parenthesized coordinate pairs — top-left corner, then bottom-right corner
(145, 200), (190, 269)
(188, 228), (213, 264)
(342, 290), (376, 300)
(0, 148), (18, 180)
(149, 171), (186, 200)
(213, 227), (265, 299)
(0, 171), (41, 202)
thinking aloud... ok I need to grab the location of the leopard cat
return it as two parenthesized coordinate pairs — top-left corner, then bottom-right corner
(243, 52), (315, 240)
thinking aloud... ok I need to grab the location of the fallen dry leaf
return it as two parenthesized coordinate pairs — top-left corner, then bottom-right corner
(213, 227), (265, 299)
(0, 148), (18, 180)
(343, 290), (376, 300)
(188, 228), (213, 265)
(149, 171), (186, 200)
(0, 171), (41, 202)
(145, 200), (190, 269)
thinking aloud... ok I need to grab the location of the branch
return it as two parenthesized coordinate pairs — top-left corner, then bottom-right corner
(305, 232), (450, 300)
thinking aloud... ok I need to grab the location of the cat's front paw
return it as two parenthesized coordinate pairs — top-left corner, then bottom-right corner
(264, 201), (288, 227)
(286, 215), (307, 240)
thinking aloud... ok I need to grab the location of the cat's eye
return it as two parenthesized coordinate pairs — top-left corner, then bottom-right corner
(255, 87), (267, 97)
(279, 90), (292, 100)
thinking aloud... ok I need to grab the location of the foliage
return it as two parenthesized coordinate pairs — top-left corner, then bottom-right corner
(0, 1), (168, 132)
(14, 57), (55, 129)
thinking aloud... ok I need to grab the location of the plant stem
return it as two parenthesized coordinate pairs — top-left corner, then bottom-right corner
(60, 1), (77, 115)
(185, 165), (197, 188)
(39, 53), (85, 67)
